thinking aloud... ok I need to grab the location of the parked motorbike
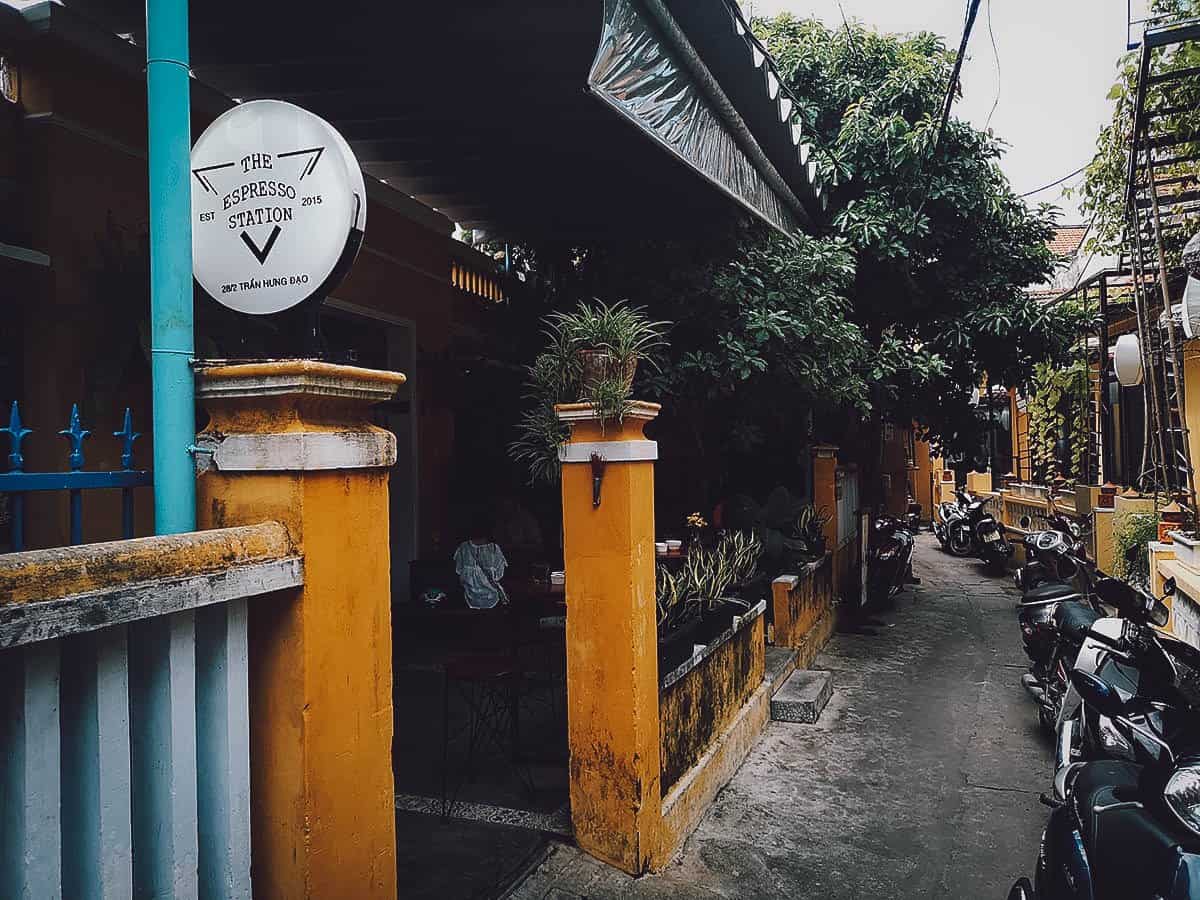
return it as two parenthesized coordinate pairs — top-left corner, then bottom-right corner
(1013, 529), (1105, 733)
(904, 498), (922, 533)
(933, 492), (968, 550)
(1052, 570), (1180, 798)
(1013, 510), (1087, 593)
(944, 490), (1013, 572)
(867, 513), (917, 605)
(1007, 581), (1200, 900)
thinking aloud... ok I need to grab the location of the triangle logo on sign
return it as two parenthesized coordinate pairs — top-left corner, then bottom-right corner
(240, 226), (282, 265)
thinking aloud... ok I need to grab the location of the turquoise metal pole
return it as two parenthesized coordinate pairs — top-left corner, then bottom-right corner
(146, 0), (196, 535)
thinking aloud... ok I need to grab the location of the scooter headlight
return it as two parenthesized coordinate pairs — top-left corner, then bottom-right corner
(1164, 765), (1200, 837)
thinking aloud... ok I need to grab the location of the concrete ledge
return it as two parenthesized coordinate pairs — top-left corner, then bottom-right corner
(0, 522), (294, 604)
(661, 599), (766, 690)
(0, 555), (302, 648)
(194, 359), (405, 404)
(771, 670), (833, 724)
(763, 646), (799, 694)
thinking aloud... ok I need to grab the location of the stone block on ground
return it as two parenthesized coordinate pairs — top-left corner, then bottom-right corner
(770, 670), (833, 724)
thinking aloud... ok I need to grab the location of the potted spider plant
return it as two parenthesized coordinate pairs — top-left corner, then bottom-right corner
(656, 564), (703, 674)
(694, 531), (761, 643)
(510, 299), (668, 485)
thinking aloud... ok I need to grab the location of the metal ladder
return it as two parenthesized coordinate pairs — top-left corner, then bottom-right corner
(1118, 18), (1200, 516)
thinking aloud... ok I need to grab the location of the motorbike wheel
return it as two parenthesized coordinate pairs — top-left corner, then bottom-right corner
(986, 553), (1009, 575)
(947, 531), (973, 557)
(1006, 877), (1035, 900)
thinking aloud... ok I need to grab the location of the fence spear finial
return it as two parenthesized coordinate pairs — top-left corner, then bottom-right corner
(59, 404), (91, 471)
(114, 408), (141, 471)
(1, 400), (31, 472)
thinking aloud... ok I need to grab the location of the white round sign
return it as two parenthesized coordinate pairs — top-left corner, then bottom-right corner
(191, 100), (366, 315)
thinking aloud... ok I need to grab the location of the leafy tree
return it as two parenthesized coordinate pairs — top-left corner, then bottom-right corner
(755, 14), (1075, 490)
(499, 14), (1079, 514)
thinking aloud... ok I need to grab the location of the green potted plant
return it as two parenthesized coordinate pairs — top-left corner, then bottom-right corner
(510, 300), (668, 484)
(656, 564), (703, 673)
(795, 504), (832, 558)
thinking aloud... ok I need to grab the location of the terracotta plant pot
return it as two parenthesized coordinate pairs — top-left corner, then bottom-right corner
(578, 349), (637, 396)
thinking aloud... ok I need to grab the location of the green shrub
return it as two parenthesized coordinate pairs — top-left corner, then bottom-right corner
(1113, 510), (1159, 588)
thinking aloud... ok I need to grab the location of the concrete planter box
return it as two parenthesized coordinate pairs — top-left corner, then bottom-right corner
(1167, 531), (1200, 572)
(771, 554), (835, 667)
(659, 599), (766, 797)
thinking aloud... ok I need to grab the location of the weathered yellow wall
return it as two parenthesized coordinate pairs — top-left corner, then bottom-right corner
(558, 404), (662, 875)
(196, 364), (399, 900)
(771, 555), (834, 654)
(659, 611), (765, 796)
(655, 612), (768, 868)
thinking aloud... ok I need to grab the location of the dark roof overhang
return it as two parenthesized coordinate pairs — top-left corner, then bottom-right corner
(53, 0), (822, 241)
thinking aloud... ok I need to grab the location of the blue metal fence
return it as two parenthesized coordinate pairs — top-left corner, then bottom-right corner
(0, 402), (153, 552)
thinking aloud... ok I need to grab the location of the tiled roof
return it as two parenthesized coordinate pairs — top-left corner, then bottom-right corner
(1047, 226), (1088, 258)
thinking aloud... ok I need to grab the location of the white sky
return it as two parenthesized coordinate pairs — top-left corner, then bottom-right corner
(746, 0), (1135, 224)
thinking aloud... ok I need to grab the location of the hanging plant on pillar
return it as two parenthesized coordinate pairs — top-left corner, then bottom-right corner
(509, 300), (668, 484)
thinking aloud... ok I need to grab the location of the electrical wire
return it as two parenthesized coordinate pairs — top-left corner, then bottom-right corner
(1019, 164), (1089, 198)
(935, 0), (984, 148)
(984, 0), (1000, 132)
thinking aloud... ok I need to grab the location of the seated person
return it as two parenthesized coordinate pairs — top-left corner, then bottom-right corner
(453, 517), (509, 610)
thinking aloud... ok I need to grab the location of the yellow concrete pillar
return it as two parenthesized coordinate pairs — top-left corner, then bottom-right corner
(913, 433), (934, 524)
(556, 401), (662, 874)
(193, 361), (403, 900)
(966, 471), (993, 494)
(811, 445), (839, 551)
(811, 444), (840, 598)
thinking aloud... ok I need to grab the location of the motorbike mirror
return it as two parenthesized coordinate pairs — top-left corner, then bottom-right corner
(1018, 515), (1032, 530)
(1124, 543), (1141, 565)
(1151, 600), (1171, 628)
(1070, 670), (1125, 718)
(1164, 576), (1177, 598)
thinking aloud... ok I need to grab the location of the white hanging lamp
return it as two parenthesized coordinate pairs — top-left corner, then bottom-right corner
(1113, 333), (1144, 387)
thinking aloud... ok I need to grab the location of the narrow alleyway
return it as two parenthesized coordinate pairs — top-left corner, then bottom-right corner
(509, 533), (1052, 899)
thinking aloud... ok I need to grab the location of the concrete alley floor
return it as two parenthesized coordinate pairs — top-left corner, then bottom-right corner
(507, 533), (1053, 899)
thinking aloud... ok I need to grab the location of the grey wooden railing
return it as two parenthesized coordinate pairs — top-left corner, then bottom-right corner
(0, 523), (302, 899)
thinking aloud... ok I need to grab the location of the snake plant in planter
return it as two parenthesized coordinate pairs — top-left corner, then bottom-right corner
(510, 300), (668, 485)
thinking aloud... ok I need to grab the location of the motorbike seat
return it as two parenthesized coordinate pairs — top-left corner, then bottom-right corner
(1053, 601), (1102, 642)
(1071, 760), (1200, 893)
(1019, 582), (1078, 605)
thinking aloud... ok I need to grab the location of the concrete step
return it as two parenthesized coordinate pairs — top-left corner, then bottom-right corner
(764, 646), (799, 696)
(770, 669), (833, 724)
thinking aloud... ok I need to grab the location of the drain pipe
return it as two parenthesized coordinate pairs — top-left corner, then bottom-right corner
(145, 0), (196, 534)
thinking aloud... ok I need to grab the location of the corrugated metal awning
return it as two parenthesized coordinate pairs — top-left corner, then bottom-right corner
(48, 0), (823, 239)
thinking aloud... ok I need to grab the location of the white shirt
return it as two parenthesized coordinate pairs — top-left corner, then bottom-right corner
(453, 540), (509, 609)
